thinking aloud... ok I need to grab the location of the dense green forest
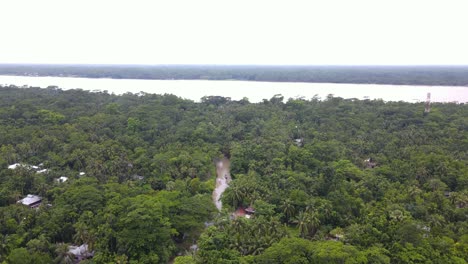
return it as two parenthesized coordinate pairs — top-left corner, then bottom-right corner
(0, 85), (467, 263)
(2, 64), (468, 86)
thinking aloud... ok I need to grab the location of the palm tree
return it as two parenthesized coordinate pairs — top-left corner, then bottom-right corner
(73, 222), (96, 251)
(223, 185), (245, 209)
(307, 211), (321, 237)
(295, 211), (321, 238)
(389, 209), (405, 222)
(320, 203), (334, 224)
(408, 185), (422, 199)
(230, 218), (246, 234)
(295, 211), (309, 238)
(54, 243), (75, 264)
(427, 179), (446, 192)
(280, 199), (296, 223)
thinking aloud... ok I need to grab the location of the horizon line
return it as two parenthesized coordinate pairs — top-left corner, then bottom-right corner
(1, 63), (468, 67)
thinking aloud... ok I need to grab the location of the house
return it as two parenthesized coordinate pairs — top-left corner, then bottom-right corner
(234, 207), (246, 218)
(294, 138), (304, 147)
(55, 176), (69, 183)
(8, 163), (47, 173)
(245, 206), (255, 215)
(17, 194), (42, 208)
(245, 206), (255, 218)
(68, 244), (94, 262)
(232, 206), (256, 219)
(364, 158), (377, 169)
(328, 227), (345, 241)
(8, 163), (26, 169)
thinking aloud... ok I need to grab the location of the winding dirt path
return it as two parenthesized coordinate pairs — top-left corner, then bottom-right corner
(213, 158), (232, 211)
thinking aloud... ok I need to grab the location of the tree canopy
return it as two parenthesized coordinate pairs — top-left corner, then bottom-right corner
(0, 85), (467, 263)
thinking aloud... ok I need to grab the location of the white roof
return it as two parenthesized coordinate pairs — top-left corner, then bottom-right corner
(36, 169), (49, 174)
(8, 163), (45, 172)
(8, 163), (22, 169)
(68, 244), (89, 255)
(18, 194), (42, 206)
(56, 176), (68, 182)
(79, 172), (85, 176)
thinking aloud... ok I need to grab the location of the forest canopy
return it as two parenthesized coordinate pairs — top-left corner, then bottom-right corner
(0, 85), (467, 263)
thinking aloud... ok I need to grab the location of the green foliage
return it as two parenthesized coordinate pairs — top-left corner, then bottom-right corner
(257, 238), (368, 264)
(38, 109), (65, 124)
(5, 247), (51, 264)
(256, 237), (315, 264)
(0, 86), (467, 262)
(174, 255), (196, 264)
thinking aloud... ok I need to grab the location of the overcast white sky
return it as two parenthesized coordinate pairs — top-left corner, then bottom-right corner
(1, 0), (467, 65)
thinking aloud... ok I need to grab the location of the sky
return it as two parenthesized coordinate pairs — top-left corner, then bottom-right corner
(1, 0), (468, 65)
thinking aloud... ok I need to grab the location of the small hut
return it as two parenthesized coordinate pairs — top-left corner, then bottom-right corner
(234, 207), (246, 218)
(245, 206), (255, 215)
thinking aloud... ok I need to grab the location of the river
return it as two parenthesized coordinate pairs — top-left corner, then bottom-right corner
(0, 75), (467, 103)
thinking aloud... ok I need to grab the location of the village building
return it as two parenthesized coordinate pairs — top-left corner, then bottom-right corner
(56, 176), (69, 183)
(233, 207), (246, 218)
(68, 244), (94, 262)
(233, 206), (255, 219)
(8, 163), (47, 173)
(294, 138), (304, 147)
(8, 163), (28, 169)
(245, 206), (255, 219)
(17, 194), (42, 208)
(36, 169), (49, 174)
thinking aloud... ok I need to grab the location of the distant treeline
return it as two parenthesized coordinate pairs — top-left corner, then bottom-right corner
(1, 64), (468, 86)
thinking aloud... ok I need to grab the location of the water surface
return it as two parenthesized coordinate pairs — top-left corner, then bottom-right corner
(0, 75), (467, 103)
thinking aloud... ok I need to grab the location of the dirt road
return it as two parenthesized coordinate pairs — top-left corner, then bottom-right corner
(213, 159), (232, 211)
